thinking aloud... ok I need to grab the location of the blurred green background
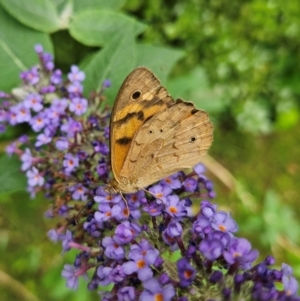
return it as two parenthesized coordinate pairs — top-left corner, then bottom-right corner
(0, 0), (300, 300)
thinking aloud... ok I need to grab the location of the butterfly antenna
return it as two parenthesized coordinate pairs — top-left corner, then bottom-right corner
(105, 183), (130, 220)
(140, 187), (166, 205)
(119, 192), (130, 220)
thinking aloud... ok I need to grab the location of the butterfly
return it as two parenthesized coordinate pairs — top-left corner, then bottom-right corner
(108, 67), (213, 194)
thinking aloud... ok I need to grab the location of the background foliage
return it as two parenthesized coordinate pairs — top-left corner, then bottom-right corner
(0, 0), (299, 300)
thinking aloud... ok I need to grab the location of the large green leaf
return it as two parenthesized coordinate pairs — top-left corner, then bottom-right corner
(73, 0), (125, 13)
(70, 10), (146, 46)
(82, 34), (137, 103)
(0, 7), (53, 91)
(1, 0), (61, 33)
(0, 155), (26, 194)
(135, 44), (184, 82)
(167, 67), (225, 113)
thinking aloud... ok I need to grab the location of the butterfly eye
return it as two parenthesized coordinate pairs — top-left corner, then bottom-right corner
(190, 136), (196, 143)
(131, 90), (141, 100)
(148, 130), (153, 134)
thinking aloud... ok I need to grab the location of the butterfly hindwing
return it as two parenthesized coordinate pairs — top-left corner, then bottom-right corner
(120, 101), (213, 188)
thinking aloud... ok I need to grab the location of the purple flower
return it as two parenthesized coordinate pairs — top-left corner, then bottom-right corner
(209, 231), (231, 248)
(67, 81), (83, 94)
(149, 184), (172, 203)
(96, 266), (113, 286)
(103, 79), (111, 88)
(61, 118), (83, 138)
(94, 203), (121, 222)
(45, 60), (54, 71)
(165, 220), (183, 238)
(14, 104), (31, 123)
(129, 239), (158, 258)
(21, 148), (33, 171)
(143, 201), (164, 216)
(77, 151), (88, 161)
(30, 112), (48, 132)
(122, 255), (153, 281)
(61, 230), (73, 252)
(160, 172), (182, 189)
(193, 163), (206, 176)
(63, 153), (79, 175)
(183, 177), (198, 192)
(18, 135), (28, 144)
(5, 142), (17, 156)
(211, 211), (238, 234)
(283, 275), (299, 296)
(47, 228), (63, 242)
(0, 124), (6, 132)
(96, 162), (108, 176)
(34, 44), (43, 53)
(94, 192), (121, 204)
(102, 236), (125, 260)
(61, 264), (80, 290)
(114, 221), (141, 244)
(110, 265), (126, 283)
(92, 140), (109, 155)
(26, 167), (44, 187)
(69, 97), (88, 116)
(68, 65), (85, 82)
(51, 98), (69, 114)
(55, 138), (69, 151)
(177, 258), (196, 287)
(199, 238), (224, 261)
(50, 69), (63, 85)
(24, 93), (43, 112)
(165, 195), (190, 217)
(200, 200), (217, 218)
(140, 278), (175, 301)
(69, 184), (88, 201)
(192, 216), (211, 236)
(223, 238), (259, 269)
(20, 66), (39, 85)
(117, 286), (135, 301)
(0, 108), (7, 123)
(35, 131), (52, 147)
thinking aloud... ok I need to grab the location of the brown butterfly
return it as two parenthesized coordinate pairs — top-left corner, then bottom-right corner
(108, 67), (213, 194)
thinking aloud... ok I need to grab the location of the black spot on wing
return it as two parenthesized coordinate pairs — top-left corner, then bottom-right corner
(116, 137), (132, 145)
(137, 110), (144, 120)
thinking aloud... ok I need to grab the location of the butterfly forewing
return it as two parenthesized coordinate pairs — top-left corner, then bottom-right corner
(110, 67), (174, 181)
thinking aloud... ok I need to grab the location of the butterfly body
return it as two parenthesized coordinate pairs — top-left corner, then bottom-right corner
(109, 67), (213, 194)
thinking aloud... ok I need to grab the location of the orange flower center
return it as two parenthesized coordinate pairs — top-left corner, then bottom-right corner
(137, 259), (145, 269)
(154, 293), (163, 301)
(218, 225), (226, 232)
(169, 206), (177, 214)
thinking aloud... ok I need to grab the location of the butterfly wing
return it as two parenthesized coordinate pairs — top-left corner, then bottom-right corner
(110, 67), (174, 183)
(120, 100), (213, 188)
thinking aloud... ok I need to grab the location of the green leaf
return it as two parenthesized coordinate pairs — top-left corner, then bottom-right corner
(262, 190), (300, 245)
(1, 0), (61, 33)
(0, 155), (26, 194)
(167, 67), (226, 113)
(135, 44), (184, 82)
(82, 34), (137, 103)
(73, 0), (125, 12)
(70, 10), (146, 46)
(0, 7), (53, 91)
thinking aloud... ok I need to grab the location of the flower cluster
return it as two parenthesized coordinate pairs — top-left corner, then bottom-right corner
(1, 46), (299, 301)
